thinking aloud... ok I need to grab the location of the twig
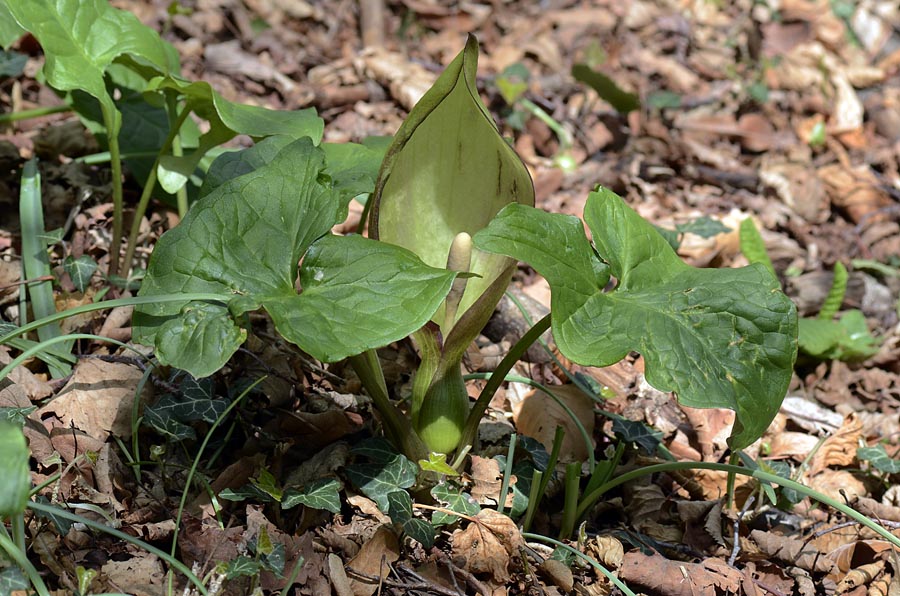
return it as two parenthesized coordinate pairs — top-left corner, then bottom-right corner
(346, 564), (462, 596)
(728, 494), (754, 566)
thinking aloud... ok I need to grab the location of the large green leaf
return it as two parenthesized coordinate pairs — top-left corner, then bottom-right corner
(146, 76), (323, 193)
(0, 4), (24, 49)
(0, 421), (30, 517)
(3, 0), (176, 136)
(134, 138), (456, 377)
(475, 188), (798, 449)
(370, 34), (534, 337)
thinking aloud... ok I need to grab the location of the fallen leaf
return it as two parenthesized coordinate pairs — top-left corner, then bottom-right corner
(346, 526), (400, 596)
(36, 359), (149, 443)
(513, 384), (595, 463)
(450, 509), (523, 583)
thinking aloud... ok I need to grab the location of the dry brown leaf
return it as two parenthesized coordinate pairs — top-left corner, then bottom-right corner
(750, 529), (836, 573)
(766, 430), (821, 460)
(356, 47), (437, 111)
(808, 469), (867, 502)
(835, 561), (884, 593)
(619, 551), (742, 596)
(468, 455), (506, 506)
(587, 535), (624, 572)
(36, 359), (148, 443)
(101, 553), (165, 596)
(680, 406), (733, 460)
(0, 347), (53, 401)
(540, 558), (574, 593)
(809, 413), (863, 475)
(828, 540), (895, 574)
(513, 384), (595, 463)
(818, 162), (893, 223)
(450, 510), (523, 583)
(346, 526), (400, 596)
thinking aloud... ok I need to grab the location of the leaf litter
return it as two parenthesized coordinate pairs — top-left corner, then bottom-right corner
(1, 0), (900, 594)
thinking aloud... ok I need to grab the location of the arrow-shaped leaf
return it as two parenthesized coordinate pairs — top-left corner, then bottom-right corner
(134, 138), (456, 377)
(475, 188), (798, 449)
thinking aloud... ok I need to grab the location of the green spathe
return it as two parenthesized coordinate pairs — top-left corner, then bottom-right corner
(369, 34), (535, 454)
(371, 34), (534, 337)
(475, 188), (798, 450)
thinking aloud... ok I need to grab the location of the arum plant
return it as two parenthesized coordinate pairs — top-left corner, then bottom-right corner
(366, 34), (535, 455)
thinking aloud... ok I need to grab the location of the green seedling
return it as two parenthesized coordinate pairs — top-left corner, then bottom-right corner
(2, 0), (322, 277)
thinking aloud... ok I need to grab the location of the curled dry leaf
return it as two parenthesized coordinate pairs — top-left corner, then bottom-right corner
(356, 47), (437, 111)
(818, 163), (892, 223)
(513, 383), (595, 463)
(587, 535), (624, 572)
(450, 509), (524, 583)
(468, 455), (506, 506)
(808, 413), (863, 475)
(35, 359), (148, 443)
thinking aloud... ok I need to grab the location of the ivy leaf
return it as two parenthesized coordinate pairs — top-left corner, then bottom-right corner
(430, 482), (480, 527)
(387, 490), (435, 548)
(475, 188), (798, 449)
(134, 138), (455, 378)
(63, 255), (98, 292)
(282, 478), (342, 513)
(4, 0), (177, 137)
(345, 440), (417, 512)
(0, 422), (30, 517)
(857, 445), (900, 474)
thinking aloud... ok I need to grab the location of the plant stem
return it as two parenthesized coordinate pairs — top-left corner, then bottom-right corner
(0, 104), (71, 124)
(167, 93), (190, 219)
(558, 461), (581, 539)
(458, 314), (551, 451)
(101, 105), (124, 279)
(573, 461), (900, 549)
(349, 350), (427, 461)
(120, 100), (192, 277)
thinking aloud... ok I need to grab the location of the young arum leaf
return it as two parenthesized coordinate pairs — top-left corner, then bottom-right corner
(0, 4), (24, 49)
(3, 0), (177, 138)
(134, 138), (456, 378)
(370, 34), (534, 339)
(475, 188), (799, 450)
(145, 76), (324, 193)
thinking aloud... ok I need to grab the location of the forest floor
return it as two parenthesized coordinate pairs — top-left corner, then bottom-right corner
(2, 0), (900, 595)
